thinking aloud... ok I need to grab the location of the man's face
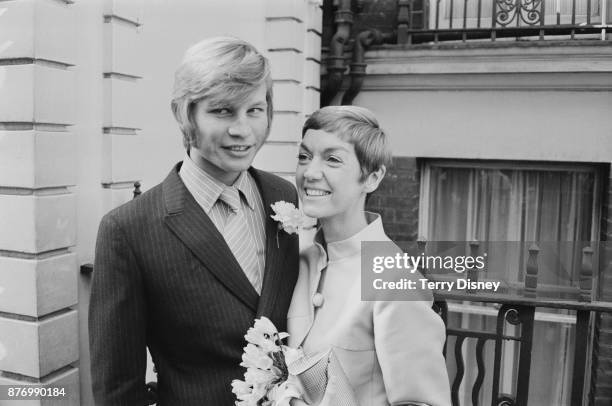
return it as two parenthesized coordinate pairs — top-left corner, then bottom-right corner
(189, 83), (269, 185)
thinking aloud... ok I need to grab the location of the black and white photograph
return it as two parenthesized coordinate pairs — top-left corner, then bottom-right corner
(0, 0), (611, 405)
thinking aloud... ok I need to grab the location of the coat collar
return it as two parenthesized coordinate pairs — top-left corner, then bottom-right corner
(162, 162), (291, 315)
(289, 213), (387, 347)
(313, 212), (385, 262)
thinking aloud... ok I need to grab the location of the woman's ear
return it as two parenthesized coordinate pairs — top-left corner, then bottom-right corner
(363, 165), (386, 194)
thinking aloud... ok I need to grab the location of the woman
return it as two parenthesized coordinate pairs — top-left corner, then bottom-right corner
(287, 106), (451, 406)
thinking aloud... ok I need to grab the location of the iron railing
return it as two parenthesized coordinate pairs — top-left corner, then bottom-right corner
(434, 293), (612, 406)
(419, 242), (612, 406)
(321, 0), (612, 105)
(396, 0), (610, 44)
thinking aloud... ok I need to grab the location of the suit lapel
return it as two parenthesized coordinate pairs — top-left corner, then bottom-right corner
(250, 168), (287, 319)
(162, 164), (259, 312)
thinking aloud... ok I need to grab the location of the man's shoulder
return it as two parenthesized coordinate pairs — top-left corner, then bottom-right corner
(251, 168), (297, 201)
(102, 181), (164, 226)
(252, 168), (294, 189)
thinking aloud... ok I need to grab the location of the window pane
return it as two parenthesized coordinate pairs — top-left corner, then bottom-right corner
(426, 165), (595, 292)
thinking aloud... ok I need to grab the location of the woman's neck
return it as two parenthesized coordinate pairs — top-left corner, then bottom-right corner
(320, 210), (369, 243)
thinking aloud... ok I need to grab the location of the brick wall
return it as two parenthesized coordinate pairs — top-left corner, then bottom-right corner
(365, 157), (420, 242)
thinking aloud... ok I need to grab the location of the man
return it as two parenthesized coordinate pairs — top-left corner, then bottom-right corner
(89, 37), (299, 405)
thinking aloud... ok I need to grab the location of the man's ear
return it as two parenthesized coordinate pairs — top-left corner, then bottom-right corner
(363, 165), (386, 194)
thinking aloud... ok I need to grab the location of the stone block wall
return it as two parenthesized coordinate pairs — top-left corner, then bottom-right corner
(0, 0), (80, 403)
(101, 0), (144, 211)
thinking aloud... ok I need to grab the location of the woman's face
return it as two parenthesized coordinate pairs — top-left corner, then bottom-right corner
(296, 129), (369, 221)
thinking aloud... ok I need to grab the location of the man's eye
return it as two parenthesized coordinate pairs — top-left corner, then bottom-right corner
(297, 153), (311, 161)
(249, 107), (265, 114)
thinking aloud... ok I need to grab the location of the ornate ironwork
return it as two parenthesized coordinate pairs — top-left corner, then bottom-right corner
(397, 0), (411, 43)
(504, 307), (521, 326)
(133, 181), (142, 198)
(452, 336), (466, 406)
(434, 290), (612, 406)
(472, 338), (487, 406)
(490, 304), (535, 406)
(497, 395), (516, 406)
(495, 0), (544, 27)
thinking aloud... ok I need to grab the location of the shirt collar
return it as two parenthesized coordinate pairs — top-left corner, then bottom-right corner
(179, 153), (256, 212)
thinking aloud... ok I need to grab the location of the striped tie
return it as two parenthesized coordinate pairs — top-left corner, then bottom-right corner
(219, 187), (262, 294)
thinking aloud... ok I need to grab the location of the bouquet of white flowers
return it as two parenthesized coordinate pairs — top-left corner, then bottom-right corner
(231, 317), (304, 406)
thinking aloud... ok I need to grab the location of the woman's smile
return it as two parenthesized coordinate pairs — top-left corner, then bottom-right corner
(303, 187), (331, 197)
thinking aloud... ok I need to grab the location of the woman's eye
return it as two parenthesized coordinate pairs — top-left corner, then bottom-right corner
(210, 108), (231, 115)
(327, 155), (342, 164)
(249, 107), (265, 114)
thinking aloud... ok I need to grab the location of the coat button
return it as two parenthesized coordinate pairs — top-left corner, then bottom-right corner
(312, 293), (324, 307)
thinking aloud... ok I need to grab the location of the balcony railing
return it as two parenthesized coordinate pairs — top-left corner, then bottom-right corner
(397, 0), (611, 44)
(415, 242), (612, 406)
(434, 293), (612, 406)
(321, 0), (612, 105)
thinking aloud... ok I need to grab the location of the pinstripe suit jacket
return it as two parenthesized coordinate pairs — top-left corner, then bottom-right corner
(89, 163), (299, 405)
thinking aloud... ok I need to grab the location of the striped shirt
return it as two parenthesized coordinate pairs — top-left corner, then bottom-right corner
(179, 154), (266, 289)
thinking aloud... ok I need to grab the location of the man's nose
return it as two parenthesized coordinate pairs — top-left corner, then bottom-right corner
(227, 114), (252, 137)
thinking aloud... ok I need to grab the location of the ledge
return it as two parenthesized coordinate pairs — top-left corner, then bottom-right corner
(365, 41), (612, 75)
(348, 41), (612, 91)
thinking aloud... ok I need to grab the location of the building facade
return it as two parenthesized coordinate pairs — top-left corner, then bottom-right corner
(1, 0), (611, 404)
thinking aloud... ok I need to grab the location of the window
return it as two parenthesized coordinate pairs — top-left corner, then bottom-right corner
(419, 159), (603, 405)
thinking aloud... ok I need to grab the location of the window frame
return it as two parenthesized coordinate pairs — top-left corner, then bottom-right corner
(418, 158), (605, 404)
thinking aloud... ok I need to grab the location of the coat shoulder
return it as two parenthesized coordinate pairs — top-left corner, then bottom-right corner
(252, 168), (297, 203)
(101, 182), (164, 228)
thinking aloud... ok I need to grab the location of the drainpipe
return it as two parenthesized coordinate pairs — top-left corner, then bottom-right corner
(341, 29), (383, 106)
(321, 0), (352, 106)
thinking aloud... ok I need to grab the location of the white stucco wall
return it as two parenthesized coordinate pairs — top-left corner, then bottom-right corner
(356, 90), (612, 163)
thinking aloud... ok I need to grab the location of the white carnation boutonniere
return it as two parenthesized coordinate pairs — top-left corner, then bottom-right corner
(270, 201), (304, 235)
(270, 201), (314, 247)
